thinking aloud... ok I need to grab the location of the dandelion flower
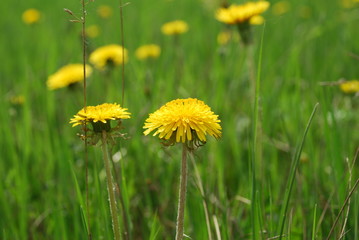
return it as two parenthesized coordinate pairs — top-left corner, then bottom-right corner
(339, 80), (359, 94)
(22, 8), (41, 25)
(97, 5), (113, 19)
(47, 64), (92, 90)
(161, 20), (189, 35)
(9, 95), (25, 105)
(86, 25), (100, 38)
(70, 103), (131, 131)
(89, 44), (128, 70)
(215, 1), (270, 25)
(143, 98), (222, 144)
(135, 44), (161, 60)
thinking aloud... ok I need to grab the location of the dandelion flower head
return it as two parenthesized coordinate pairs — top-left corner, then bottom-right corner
(90, 44), (128, 70)
(97, 5), (113, 19)
(47, 64), (92, 90)
(216, 1), (270, 24)
(339, 80), (359, 94)
(135, 44), (161, 60)
(22, 8), (41, 24)
(161, 20), (189, 35)
(143, 98), (222, 144)
(70, 103), (131, 127)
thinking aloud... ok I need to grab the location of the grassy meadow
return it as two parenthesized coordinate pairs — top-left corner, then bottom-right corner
(1, 0), (359, 239)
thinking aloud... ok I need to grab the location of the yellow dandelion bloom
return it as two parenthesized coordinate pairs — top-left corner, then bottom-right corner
(47, 64), (92, 90)
(272, 1), (291, 16)
(86, 25), (100, 38)
(143, 98), (222, 143)
(135, 44), (161, 60)
(70, 103), (131, 127)
(97, 5), (113, 19)
(89, 44), (128, 70)
(9, 95), (25, 105)
(161, 20), (189, 35)
(22, 8), (41, 25)
(340, 0), (359, 8)
(339, 80), (359, 94)
(216, 1), (270, 24)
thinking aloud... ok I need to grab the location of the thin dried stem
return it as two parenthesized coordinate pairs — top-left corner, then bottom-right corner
(175, 144), (188, 240)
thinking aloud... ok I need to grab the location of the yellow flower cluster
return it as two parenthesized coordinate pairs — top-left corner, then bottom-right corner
(339, 80), (359, 94)
(89, 44), (128, 70)
(70, 103), (131, 127)
(47, 64), (92, 90)
(143, 98), (222, 143)
(216, 1), (270, 24)
(86, 25), (100, 38)
(135, 44), (161, 60)
(22, 8), (41, 25)
(161, 20), (189, 35)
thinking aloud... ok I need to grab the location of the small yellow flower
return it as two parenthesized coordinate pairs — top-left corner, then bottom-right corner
(97, 5), (113, 19)
(340, 0), (359, 8)
(272, 1), (291, 16)
(143, 98), (222, 144)
(249, 15), (265, 25)
(47, 64), (92, 90)
(161, 20), (189, 35)
(89, 44), (128, 70)
(216, 1), (270, 24)
(9, 95), (25, 105)
(217, 31), (232, 45)
(339, 80), (359, 94)
(70, 103), (131, 126)
(86, 25), (100, 38)
(22, 8), (41, 25)
(135, 44), (161, 60)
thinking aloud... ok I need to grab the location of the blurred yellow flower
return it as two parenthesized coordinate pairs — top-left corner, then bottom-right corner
(89, 44), (128, 70)
(340, 0), (359, 8)
(216, 1), (270, 24)
(97, 5), (113, 19)
(272, 1), (291, 15)
(339, 80), (359, 94)
(47, 64), (92, 90)
(143, 98), (222, 144)
(161, 20), (189, 35)
(298, 6), (312, 19)
(217, 31), (232, 45)
(135, 44), (161, 60)
(86, 25), (100, 38)
(70, 103), (131, 128)
(22, 8), (41, 24)
(249, 15), (265, 25)
(9, 95), (25, 105)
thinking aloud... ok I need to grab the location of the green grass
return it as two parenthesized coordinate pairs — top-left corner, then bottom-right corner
(1, 0), (359, 239)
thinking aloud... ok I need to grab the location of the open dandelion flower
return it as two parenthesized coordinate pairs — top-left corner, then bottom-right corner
(339, 80), (359, 94)
(89, 44), (128, 70)
(216, 1), (270, 24)
(70, 103), (131, 127)
(161, 20), (189, 35)
(22, 8), (41, 24)
(143, 98), (222, 145)
(135, 44), (161, 60)
(47, 64), (92, 90)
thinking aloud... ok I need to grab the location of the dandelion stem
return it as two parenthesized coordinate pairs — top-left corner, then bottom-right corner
(101, 130), (121, 240)
(175, 144), (188, 240)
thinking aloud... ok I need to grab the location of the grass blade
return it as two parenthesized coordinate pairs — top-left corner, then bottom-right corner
(277, 103), (319, 239)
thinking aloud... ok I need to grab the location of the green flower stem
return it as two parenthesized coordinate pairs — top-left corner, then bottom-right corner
(101, 130), (121, 240)
(175, 144), (188, 240)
